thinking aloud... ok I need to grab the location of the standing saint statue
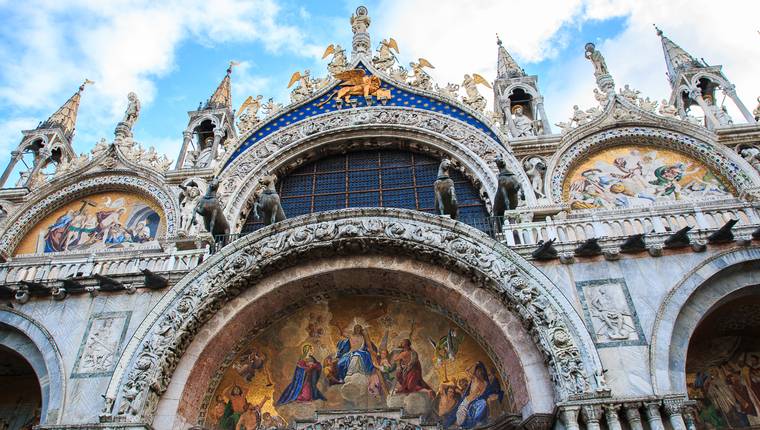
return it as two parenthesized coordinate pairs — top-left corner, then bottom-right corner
(350, 6), (371, 34)
(122, 92), (141, 130)
(584, 43), (608, 77)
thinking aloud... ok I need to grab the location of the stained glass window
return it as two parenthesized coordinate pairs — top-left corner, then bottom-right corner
(243, 149), (489, 232)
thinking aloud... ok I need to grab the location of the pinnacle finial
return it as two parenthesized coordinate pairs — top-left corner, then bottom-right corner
(496, 33), (502, 46)
(80, 79), (94, 92)
(228, 61), (240, 75)
(654, 24), (663, 36)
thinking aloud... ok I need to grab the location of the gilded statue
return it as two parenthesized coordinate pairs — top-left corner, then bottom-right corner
(236, 95), (263, 133)
(461, 73), (491, 113)
(317, 69), (384, 107)
(409, 58), (434, 90)
(322, 44), (348, 76)
(373, 38), (399, 72)
(287, 70), (315, 103)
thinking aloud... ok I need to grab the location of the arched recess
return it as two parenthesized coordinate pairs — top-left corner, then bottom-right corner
(0, 308), (66, 425)
(217, 108), (536, 232)
(545, 124), (760, 206)
(103, 208), (603, 424)
(0, 167), (180, 258)
(152, 256), (549, 429)
(650, 247), (760, 395)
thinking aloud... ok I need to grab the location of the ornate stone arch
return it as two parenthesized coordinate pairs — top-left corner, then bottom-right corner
(0, 160), (180, 258)
(544, 121), (760, 205)
(103, 208), (603, 424)
(217, 107), (535, 231)
(187, 114), (221, 133)
(0, 308), (67, 425)
(649, 246), (760, 395)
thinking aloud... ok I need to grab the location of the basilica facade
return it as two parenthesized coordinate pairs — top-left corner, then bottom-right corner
(2, 6), (760, 430)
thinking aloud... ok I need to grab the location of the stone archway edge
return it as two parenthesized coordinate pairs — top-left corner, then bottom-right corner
(103, 208), (603, 423)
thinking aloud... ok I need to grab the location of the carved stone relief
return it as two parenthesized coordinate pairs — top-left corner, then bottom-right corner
(576, 279), (645, 347)
(72, 312), (132, 378)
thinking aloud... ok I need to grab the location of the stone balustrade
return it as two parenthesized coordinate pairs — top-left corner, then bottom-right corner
(0, 247), (207, 285)
(499, 199), (760, 256)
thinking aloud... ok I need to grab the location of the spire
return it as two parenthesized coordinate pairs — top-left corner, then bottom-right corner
(655, 25), (704, 83)
(206, 62), (236, 110)
(496, 34), (524, 79)
(39, 79), (92, 138)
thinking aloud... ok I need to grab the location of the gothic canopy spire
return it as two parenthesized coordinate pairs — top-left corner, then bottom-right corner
(496, 34), (524, 79)
(206, 62), (237, 110)
(40, 79), (93, 138)
(655, 25), (704, 83)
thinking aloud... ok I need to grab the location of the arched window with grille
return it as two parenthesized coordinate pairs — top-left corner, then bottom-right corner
(243, 149), (489, 232)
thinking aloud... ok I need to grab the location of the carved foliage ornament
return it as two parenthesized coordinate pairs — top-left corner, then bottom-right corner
(549, 126), (754, 203)
(106, 209), (600, 422)
(0, 174), (178, 256)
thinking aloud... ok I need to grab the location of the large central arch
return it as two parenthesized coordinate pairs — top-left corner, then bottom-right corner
(102, 208), (603, 424)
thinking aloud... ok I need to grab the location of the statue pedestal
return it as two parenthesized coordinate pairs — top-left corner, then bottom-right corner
(596, 74), (615, 93)
(114, 122), (133, 139)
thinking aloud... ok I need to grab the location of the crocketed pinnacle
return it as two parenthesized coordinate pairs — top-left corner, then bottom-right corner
(40, 80), (91, 138)
(496, 34), (524, 79)
(655, 25), (704, 84)
(206, 65), (233, 110)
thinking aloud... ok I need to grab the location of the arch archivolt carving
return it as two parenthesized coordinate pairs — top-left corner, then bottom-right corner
(103, 208), (602, 423)
(545, 125), (760, 204)
(649, 246), (760, 395)
(0, 308), (67, 425)
(218, 106), (534, 230)
(0, 170), (180, 257)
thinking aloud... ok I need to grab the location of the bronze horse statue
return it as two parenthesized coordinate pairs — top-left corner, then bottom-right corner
(434, 159), (458, 219)
(194, 179), (230, 236)
(492, 157), (522, 218)
(255, 174), (286, 225)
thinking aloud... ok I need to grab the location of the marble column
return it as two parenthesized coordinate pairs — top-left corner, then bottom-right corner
(581, 405), (603, 430)
(603, 404), (622, 430)
(623, 403), (644, 430)
(209, 129), (225, 165)
(559, 406), (580, 430)
(662, 398), (687, 430)
(644, 402), (665, 430)
(500, 96), (518, 138)
(176, 131), (193, 169)
(535, 96), (552, 134)
(0, 150), (21, 188)
(724, 84), (756, 123)
(690, 87), (720, 129)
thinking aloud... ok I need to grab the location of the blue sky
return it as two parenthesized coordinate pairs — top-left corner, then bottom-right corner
(0, 0), (758, 169)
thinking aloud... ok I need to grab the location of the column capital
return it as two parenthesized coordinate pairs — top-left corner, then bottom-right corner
(559, 405), (581, 428)
(581, 404), (603, 423)
(182, 130), (192, 139)
(662, 397), (684, 416)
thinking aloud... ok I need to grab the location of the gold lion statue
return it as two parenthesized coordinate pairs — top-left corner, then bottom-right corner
(318, 69), (385, 107)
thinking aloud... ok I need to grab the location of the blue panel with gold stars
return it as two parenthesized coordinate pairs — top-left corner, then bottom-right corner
(224, 62), (503, 169)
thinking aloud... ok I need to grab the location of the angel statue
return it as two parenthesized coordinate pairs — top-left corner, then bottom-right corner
(461, 73), (491, 113)
(122, 92), (141, 130)
(373, 38), (399, 72)
(658, 99), (679, 118)
(390, 65), (408, 82)
(322, 44), (348, 76)
(262, 98), (283, 117)
(316, 68), (382, 107)
(409, 58), (434, 90)
(236, 95), (263, 133)
(288, 70), (314, 104)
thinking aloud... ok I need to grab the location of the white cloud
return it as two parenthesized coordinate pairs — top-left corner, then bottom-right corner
(370, 0), (760, 127)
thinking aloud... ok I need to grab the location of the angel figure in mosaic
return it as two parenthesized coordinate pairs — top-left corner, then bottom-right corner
(323, 44), (348, 76)
(373, 38), (399, 72)
(409, 58), (435, 91)
(461, 74), (491, 113)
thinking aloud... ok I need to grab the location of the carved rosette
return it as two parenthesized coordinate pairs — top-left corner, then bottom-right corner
(104, 208), (602, 422)
(218, 106), (534, 229)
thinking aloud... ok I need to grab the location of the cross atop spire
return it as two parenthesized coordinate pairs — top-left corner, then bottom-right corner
(39, 79), (93, 139)
(655, 25), (704, 84)
(206, 62), (237, 110)
(496, 34), (524, 79)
